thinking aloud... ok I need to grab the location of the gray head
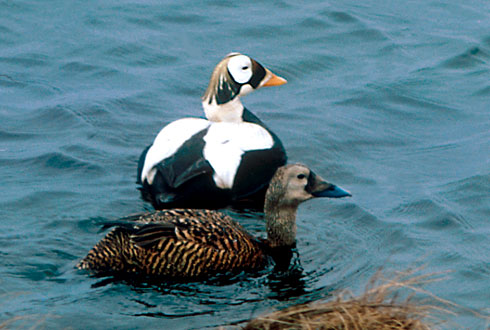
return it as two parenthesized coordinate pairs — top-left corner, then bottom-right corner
(265, 164), (351, 208)
(202, 53), (287, 122)
(265, 164), (351, 247)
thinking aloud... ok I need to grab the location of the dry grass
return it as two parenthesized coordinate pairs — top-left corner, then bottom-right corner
(244, 268), (456, 330)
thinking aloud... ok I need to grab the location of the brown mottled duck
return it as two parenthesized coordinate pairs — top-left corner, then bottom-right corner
(78, 164), (351, 278)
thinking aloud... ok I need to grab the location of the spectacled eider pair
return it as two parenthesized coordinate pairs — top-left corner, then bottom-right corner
(78, 164), (351, 278)
(137, 52), (288, 210)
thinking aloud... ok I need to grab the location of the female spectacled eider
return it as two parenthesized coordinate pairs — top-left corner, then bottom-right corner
(78, 164), (351, 278)
(137, 53), (288, 210)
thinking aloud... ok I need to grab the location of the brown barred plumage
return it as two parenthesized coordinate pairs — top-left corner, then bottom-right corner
(78, 164), (351, 279)
(78, 209), (266, 278)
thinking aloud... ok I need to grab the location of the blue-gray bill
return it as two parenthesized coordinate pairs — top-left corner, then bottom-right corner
(312, 184), (352, 198)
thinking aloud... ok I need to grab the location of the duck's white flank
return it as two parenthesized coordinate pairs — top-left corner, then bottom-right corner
(141, 120), (274, 188)
(141, 118), (210, 184)
(203, 122), (273, 189)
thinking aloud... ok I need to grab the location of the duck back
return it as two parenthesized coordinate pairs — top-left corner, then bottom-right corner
(137, 109), (286, 210)
(78, 209), (267, 278)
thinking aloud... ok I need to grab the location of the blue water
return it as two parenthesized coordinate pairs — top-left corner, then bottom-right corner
(1, 0), (489, 328)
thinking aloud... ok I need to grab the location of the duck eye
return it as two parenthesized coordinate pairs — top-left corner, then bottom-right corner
(297, 174), (306, 179)
(242, 66), (249, 70)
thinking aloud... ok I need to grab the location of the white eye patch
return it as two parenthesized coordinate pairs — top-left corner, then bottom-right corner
(227, 55), (253, 84)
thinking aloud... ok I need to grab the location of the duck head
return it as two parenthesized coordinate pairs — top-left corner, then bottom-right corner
(202, 52), (287, 123)
(265, 164), (351, 248)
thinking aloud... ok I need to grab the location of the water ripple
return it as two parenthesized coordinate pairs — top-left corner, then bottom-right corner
(474, 84), (490, 96)
(0, 53), (51, 68)
(155, 12), (208, 25)
(60, 61), (100, 74)
(387, 197), (472, 229)
(275, 53), (344, 81)
(32, 152), (102, 174)
(0, 74), (26, 88)
(441, 46), (489, 69)
(326, 10), (359, 23)
(1, 0), (490, 328)
(0, 129), (37, 141)
(298, 16), (333, 29)
(1, 190), (80, 214)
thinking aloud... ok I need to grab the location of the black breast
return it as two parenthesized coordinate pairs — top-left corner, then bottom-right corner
(231, 109), (287, 208)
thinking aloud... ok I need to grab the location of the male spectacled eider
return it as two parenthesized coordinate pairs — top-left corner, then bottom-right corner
(137, 53), (288, 210)
(78, 164), (351, 278)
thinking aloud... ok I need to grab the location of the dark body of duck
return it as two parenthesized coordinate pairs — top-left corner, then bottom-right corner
(137, 53), (288, 210)
(79, 164), (351, 279)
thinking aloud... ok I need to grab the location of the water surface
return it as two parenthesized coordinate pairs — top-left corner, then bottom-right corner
(1, 0), (489, 328)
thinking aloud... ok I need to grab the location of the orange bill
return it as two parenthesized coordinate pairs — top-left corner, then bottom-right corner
(262, 69), (287, 87)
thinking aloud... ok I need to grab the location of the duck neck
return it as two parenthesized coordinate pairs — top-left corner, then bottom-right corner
(202, 97), (244, 123)
(265, 202), (299, 248)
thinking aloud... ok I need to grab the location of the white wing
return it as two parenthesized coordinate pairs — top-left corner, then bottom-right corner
(203, 122), (274, 189)
(141, 118), (210, 184)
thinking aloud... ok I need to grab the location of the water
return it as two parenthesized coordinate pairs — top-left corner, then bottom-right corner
(1, 0), (489, 328)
